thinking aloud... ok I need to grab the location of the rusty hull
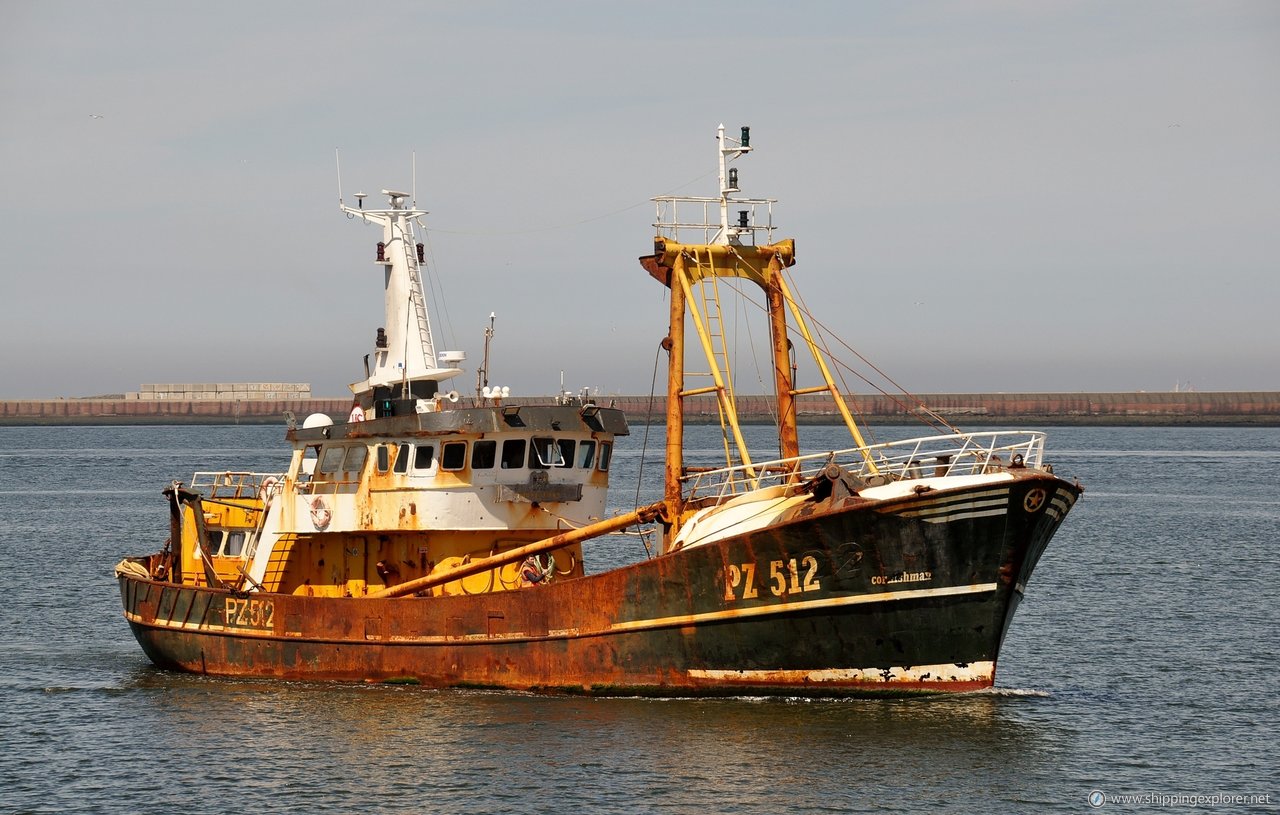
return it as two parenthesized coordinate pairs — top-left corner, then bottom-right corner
(120, 470), (1080, 696)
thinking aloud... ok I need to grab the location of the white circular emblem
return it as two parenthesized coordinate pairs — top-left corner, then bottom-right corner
(1023, 488), (1047, 513)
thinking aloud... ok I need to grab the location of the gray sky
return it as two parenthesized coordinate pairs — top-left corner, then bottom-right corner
(2, 1), (1277, 399)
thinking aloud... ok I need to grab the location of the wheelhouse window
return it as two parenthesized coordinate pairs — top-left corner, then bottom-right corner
(500, 439), (526, 469)
(530, 437), (566, 469)
(577, 440), (596, 469)
(597, 441), (612, 472)
(414, 444), (436, 471)
(556, 439), (575, 469)
(343, 445), (367, 473)
(393, 443), (410, 474)
(223, 531), (246, 557)
(441, 441), (467, 471)
(319, 445), (345, 474)
(300, 445), (319, 480)
(472, 440), (497, 469)
(208, 530), (247, 557)
(376, 445), (391, 473)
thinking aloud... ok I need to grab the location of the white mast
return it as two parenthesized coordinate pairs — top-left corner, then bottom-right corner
(341, 190), (463, 397)
(714, 123), (753, 246)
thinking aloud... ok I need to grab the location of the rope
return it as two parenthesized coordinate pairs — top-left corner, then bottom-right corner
(418, 226), (457, 352)
(631, 342), (663, 558)
(781, 269), (962, 435)
(710, 272), (959, 437)
(778, 266), (878, 444)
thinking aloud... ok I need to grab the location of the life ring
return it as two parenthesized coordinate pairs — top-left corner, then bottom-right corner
(310, 496), (332, 530)
(259, 476), (279, 503)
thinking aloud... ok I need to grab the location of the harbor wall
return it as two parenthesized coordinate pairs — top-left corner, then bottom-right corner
(2, 392), (1278, 426)
(129, 382), (312, 400)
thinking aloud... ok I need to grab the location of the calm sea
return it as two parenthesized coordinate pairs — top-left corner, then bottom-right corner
(0, 422), (1276, 814)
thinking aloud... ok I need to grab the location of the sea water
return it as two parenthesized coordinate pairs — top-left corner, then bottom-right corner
(0, 423), (1276, 813)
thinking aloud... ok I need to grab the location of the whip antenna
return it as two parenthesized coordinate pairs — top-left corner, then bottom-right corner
(335, 148), (343, 206)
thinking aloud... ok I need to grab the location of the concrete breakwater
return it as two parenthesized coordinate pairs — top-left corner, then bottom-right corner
(3, 392), (1278, 426)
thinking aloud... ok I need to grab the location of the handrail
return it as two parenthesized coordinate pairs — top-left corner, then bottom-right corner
(680, 431), (1048, 501)
(189, 471), (285, 500)
(653, 195), (776, 246)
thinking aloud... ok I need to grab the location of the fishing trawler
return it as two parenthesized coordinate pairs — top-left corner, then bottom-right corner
(117, 127), (1081, 695)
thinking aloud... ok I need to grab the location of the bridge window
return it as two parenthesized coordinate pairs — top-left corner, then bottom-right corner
(223, 531), (246, 557)
(343, 445), (367, 473)
(530, 437), (566, 469)
(597, 441), (612, 472)
(500, 439), (526, 469)
(472, 440), (497, 469)
(393, 443), (410, 474)
(300, 445), (319, 481)
(577, 440), (596, 469)
(441, 441), (467, 471)
(415, 444), (437, 471)
(319, 445), (345, 474)
(208, 529), (247, 557)
(557, 439), (575, 468)
(376, 445), (391, 473)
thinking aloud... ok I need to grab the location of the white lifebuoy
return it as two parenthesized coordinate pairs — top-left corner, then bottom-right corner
(259, 476), (279, 504)
(309, 496), (332, 531)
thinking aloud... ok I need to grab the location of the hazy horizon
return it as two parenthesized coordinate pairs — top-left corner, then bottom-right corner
(3, 1), (1277, 400)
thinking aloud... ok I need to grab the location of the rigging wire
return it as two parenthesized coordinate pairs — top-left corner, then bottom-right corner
(781, 268), (963, 435)
(733, 275), (781, 445)
(418, 227), (457, 352)
(708, 273), (959, 436)
(777, 265), (876, 443)
(631, 343), (663, 559)
(423, 168), (717, 237)
(409, 165), (717, 365)
(700, 261), (735, 468)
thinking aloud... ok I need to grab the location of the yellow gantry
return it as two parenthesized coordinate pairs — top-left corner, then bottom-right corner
(650, 237), (879, 504)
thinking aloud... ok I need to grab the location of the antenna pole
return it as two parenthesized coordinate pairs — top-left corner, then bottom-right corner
(412, 151), (417, 208)
(335, 149), (343, 205)
(717, 124), (728, 244)
(476, 312), (496, 399)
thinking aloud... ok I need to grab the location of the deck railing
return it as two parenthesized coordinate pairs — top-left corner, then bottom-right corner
(680, 431), (1049, 501)
(190, 471), (285, 501)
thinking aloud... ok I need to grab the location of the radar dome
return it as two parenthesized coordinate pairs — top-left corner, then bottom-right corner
(302, 413), (334, 429)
